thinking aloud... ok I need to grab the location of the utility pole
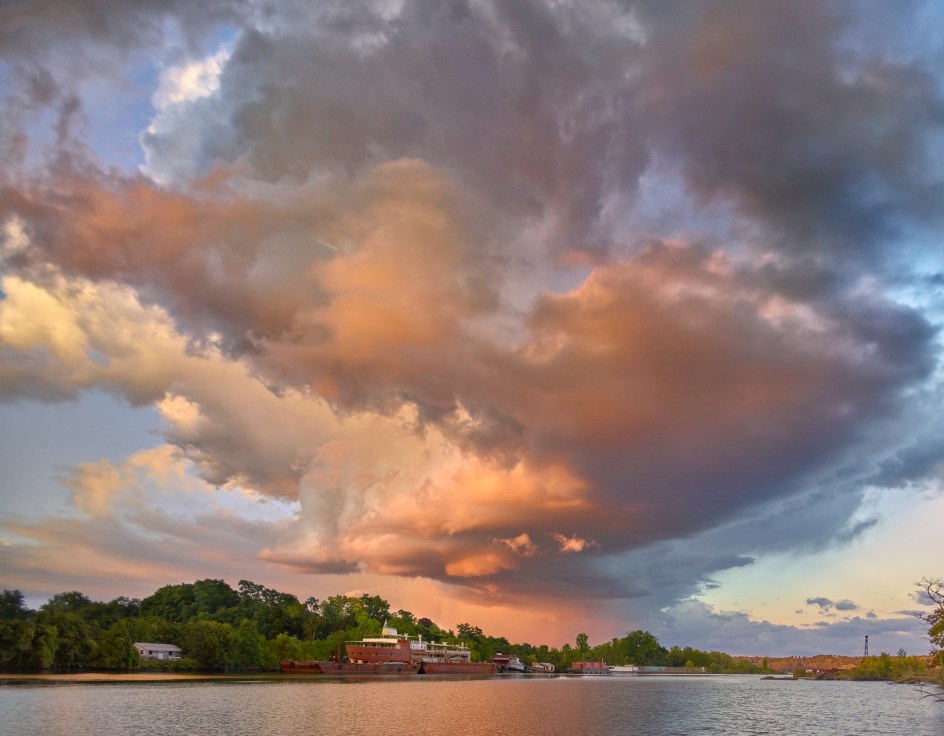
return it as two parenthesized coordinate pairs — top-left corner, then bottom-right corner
(863, 635), (869, 657)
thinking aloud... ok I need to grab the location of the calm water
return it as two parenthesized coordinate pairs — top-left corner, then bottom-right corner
(1, 675), (942, 736)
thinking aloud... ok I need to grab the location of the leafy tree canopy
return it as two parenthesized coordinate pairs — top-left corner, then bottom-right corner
(0, 590), (30, 620)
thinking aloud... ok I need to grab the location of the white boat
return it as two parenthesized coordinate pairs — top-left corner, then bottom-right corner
(608, 664), (640, 675)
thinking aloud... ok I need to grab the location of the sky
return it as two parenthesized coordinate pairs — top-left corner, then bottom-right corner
(1, 0), (943, 657)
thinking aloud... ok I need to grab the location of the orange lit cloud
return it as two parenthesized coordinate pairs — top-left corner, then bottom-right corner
(2, 0), (943, 654)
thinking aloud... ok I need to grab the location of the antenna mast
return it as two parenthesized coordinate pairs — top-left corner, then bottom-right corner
(863, 635), (869, 657)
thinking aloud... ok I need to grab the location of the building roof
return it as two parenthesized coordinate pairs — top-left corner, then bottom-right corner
(134, 642), (182, 651)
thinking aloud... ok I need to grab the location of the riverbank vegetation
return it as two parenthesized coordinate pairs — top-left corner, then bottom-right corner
(793, 653), (929, 681)
(2, 575), (941, 688)
(790, 577), (943, 700)
(0, 579), (764, 674)
(915, 577), (944, 700)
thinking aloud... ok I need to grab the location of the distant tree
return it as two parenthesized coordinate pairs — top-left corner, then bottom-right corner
(141, 583), (197, 623)
(31, 623), (59, 671)
(359, 594), (391, 624)
(415, 617), (449, 644)
(576, 633), (589, 653)
(236, 580), (306, 638)
(229, 620), (267, 669)
(916, 578), (943, 662)
(915, 577), (944, 701)
(125, 615), (179, 646)
(456, 623), (483, 641)
(258, 594), (306, 639)
(103, 596), (140, 622)
(192, 579), (239, 616)
(0, 590), (31, 620)
(620, 630), (667, 666)
(34, 609), (95, 670)
(0, 619), (36, 670)
(302, 597), (321, 639)
(77, 596), (142, 631)
(181, 620), (233, 669)
(96, 621), (141, 670)
(321, 596), (356, 661)
(42, 591), (92, 613)
(272, 632), (300, 662)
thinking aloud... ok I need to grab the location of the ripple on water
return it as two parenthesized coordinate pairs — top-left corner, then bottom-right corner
(0, 675), (941, 736)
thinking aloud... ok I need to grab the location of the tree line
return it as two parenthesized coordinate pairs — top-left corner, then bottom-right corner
(1, 576), (940, 679)
(0, 580), (437, 672)
(0, 579), (753, 673)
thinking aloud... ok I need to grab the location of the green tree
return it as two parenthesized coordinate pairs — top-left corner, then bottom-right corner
(237, 580), (307, 638)
(0, 620), (36, 671)
(96, 621), (141, 670)
(192, 579), (239, 616)
(396, 609), (416, 625)
(619, 630), (667, 666)
(359, 594), (391, 624)
(125, 615), (179, 646)
(42, 591), (93, 614)
(916, 578), (943, 663)
(456, 623), (484, 640)
(229, 620), (266, 669)
(321, 596), (356, 661)
(415, 617), (450, 644)
(141, 583), (198, 623)
(81, 597), (141, 630)
(31, 623), (59, 671)
(34, 609), (95, 669)
(915, 577), (944, 701)
(576, 633), (589, 653)
(0, 590), (31, 620)
(302, 597), (321, 639)
(180, 620), (234, 669)
(272, 632), (300, 662)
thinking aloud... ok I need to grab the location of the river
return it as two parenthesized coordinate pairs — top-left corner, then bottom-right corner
(1, 674), (942, 735)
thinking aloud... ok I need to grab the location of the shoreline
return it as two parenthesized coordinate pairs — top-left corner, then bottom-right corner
(0, 672), (285, 684)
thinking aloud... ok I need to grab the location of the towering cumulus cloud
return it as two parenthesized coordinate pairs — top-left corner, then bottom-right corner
(1, 0), (942, 650)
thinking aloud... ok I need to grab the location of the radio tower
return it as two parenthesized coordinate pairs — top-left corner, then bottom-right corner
(864, 635), (869, 657)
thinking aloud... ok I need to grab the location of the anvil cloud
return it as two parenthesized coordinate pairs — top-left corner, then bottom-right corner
(1, 0), (943, 654)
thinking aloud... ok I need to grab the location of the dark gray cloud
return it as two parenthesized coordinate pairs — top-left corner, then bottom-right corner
(633, 0), (944, 261)
(0, 0), (245, 59)
(1, 0), (943, 641)
(806, 596), (859, 613)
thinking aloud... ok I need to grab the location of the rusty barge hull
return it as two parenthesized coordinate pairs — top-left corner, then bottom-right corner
(280, 660), (416, 675)
(345, 641), (414, 664)
(418, 661), (496, 675)
(280, 659), (495, 675)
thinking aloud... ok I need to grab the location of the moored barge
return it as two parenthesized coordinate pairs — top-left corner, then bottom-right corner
(568, 661), (610, 675)
(280, 659), (417, 674)
(279, 623), (494, 675)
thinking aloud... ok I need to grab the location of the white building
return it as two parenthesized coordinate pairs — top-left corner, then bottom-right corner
(134, 642), (182, 661)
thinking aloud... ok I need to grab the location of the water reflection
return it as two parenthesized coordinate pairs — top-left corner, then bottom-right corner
(1, 675), (942, 736)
